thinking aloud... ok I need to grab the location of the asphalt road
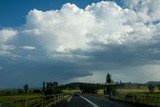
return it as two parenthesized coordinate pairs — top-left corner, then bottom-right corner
(61, 94), (145, 107)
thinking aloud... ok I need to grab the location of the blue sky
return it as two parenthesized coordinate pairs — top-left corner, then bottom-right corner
(0, 0), (125, 27)
(0, 0), (160, 88)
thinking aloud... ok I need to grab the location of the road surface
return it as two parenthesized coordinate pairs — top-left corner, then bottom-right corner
(61, 94), (147, 107)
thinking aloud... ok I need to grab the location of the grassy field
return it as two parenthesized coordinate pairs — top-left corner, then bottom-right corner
(116, 87), (160, 93)
(62, 89), (81, 94)
(0, 89), (79, 102)
(0, 89), (79, 107)
(97, 87), (160, 107)
(97, 89), (104, 95)
(0, 93), (42, 107)
(97, 86), (160, 94)
(0, 93), (41, 102)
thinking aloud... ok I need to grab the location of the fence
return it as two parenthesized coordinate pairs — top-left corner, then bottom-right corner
(0, 94), (70, 107)
(109, 92), (160, 107)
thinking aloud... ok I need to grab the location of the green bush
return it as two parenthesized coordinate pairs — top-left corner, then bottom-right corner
(125, 93), (136, 101)
(82, 86), (97, 94)
(53, 88), (62, 94)
(148, 84), (155, 93)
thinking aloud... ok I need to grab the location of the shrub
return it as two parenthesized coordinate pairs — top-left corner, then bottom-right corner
(148, 84), (155, 93)
(53, 88), (62, 94)
(125, 93), (136, 101)
(82, 86), (97, 94)
(44, 88), (53, 95)
(17, 89), (24, 93)
(33, 89), (41, 93)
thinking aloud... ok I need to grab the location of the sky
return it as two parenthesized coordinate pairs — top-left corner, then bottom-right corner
(0, 0), (160, 88)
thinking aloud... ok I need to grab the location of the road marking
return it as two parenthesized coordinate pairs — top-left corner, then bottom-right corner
(80, 95), (98, 107)
(68, 96), (73, 102)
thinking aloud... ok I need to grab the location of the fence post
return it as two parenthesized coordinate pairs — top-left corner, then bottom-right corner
(53, 95), (55, 102)
(61, 94), (63, 99)
(123, 92), (125, 101)
(58, 94), (60, 100)
(41, 97), (44, 107)
(62, 94), (64, 99)
(132, 92), (135, 102)
(116, 92), (118, 99)
(22, 99), (27, 107)
(146, 92), (149, 105)
(109, 93), (112, 99)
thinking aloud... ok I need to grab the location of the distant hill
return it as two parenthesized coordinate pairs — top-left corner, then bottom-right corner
(146, 81), (160, 85)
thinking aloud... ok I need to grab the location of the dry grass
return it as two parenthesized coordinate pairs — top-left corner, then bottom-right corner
(0, 93), (41, 107)
(97, 86), (160, 94)
(62, 89), (81, 94)
(97, 89), (104, 95)
(117, 87), (160, 93)
(0, 93), (41, 102)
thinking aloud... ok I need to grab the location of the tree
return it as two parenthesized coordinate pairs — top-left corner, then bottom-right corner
(81, 84), (97, 94)
(44, 82), (54, 95)
(44, 81), (61, 95)
(52, 82), (58, 87)
(106, 73), (112, 83)
(24, 84), (29, 93)
(106, 73), (113, 94)
(42, 82), (46, 93)
(148, 84), (155, 93)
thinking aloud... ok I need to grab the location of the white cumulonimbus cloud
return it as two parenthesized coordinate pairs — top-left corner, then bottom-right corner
(0, 29), (17, 56)
(24, 2), (133, 53)
(21, 1), (160, 54)
(0, 0), (159, 58)
(20, 46), (36, 50)
(124, 0), (160, 20)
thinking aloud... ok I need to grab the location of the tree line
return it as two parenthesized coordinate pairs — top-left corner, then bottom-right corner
(19, 73), (160, 95)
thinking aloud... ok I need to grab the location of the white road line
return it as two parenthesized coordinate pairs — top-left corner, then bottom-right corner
(80, 95), (98, 107)
(68, 96), (73, 102)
